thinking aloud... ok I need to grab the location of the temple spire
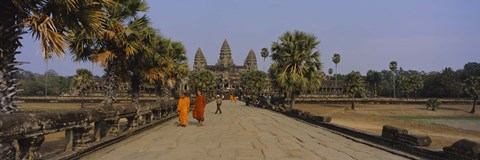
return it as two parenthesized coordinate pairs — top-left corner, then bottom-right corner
(216, 39), (234, 67)
(244, 49), (257, 71)
(194, 48), (207, 70)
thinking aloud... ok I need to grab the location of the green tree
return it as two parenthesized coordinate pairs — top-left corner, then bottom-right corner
(389, 61), (398, 98)
(71, 69), (95, 108)
(343, 71), (365, 110)
(240, 71), (268, 95)
(260, 48), (269, 71)
(1, 0), (106, 114)
(464, 76), (480, 113)
(69, 0), (149, 107)
(189, 69), (215, 95)
(332, 53), (341, 90)
(270, 30), (323, 109)
(397, 74), (424, 99)
(366, 70), (383, 98)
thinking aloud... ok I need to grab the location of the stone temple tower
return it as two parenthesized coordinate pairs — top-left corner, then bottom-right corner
(216, 39), (235, 67)
(244, 49), (258, 71)
(193, 48), (207, 71)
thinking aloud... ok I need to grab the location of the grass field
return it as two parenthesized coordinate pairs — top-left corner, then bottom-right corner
(296, 103), (480, 149)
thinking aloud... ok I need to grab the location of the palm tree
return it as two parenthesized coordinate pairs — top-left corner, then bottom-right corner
(328, 68), (333, 80)
(344, 71), (365, 110)
(159, 38), (189, 99)
(270, 30), (324, 110)
(464, 76), (480, 113)
(389, 61), (398, 98)
(71, 69), (95, 108)
(69, 0), (149, 107)
(260, 48), (269, 71)
(125, 20), (158, 104)
(0, 0), (106, 114)
(332, 53), (341, 91)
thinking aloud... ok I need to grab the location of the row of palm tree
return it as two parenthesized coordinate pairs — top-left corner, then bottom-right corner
(1, 0), (188, 114)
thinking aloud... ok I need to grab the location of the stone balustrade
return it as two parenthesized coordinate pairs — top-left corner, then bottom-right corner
(0, 99), (180, 160)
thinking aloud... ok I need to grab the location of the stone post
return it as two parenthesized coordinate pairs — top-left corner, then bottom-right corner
(106, 120), (120, 136)
(18, 135), (45, 160)
(73, 125), (92, 151)
(126, 116), (139, 131)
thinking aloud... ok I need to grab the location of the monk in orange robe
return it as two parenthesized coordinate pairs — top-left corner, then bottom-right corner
(233, 95), (237, 103)
(230, 95), (233, 102)
(177, 92), (190, 127)
(193, 91), (206, 126)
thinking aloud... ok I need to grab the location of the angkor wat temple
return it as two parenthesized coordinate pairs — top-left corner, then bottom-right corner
(193, 39), (257, 92)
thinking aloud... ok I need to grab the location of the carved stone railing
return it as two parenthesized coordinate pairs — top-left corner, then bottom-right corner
(0, 99), (181, 160)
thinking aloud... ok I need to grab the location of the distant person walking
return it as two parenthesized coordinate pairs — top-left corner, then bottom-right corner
(215, 95), (222, 114)
(177, 92), (190, 127)
(193, 91), (206, 126)
(233, 95), (237, 103)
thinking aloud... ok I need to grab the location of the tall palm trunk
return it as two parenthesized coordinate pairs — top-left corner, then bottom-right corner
(471, 98), (478, 114)
(104, 66), (117, 107)
(335, 64), (338, 92)
(393, 74), (396, 98)
(289, 91), (296, 110)
(351, 96), (356, 110)
(1, 3), (22, 158)
(130, 74), (140, 104)
(0, 2), (22, 114)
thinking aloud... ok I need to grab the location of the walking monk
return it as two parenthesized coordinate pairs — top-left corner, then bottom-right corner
(177, 92), (190, 127)
(193, 91), (206, 126)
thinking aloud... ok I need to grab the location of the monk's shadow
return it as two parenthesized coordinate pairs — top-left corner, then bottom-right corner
(188, 121), (199, 125)
(173, 121), (199, 126)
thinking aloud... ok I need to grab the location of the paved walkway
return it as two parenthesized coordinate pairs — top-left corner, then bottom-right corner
(82, 101), (409, 160)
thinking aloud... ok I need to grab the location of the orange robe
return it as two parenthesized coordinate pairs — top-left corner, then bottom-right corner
(193, 95), (206, 121)
(233, 96), (237, 103)
(177, 97), (190, 126)
(230, 95), (233, 102)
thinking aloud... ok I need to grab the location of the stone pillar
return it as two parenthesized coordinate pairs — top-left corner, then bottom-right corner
(106, 120), (120, 136)
(73, 125), (92, 151)
(0, 138), (16, 160)
(18, 135), (45, 160)
(126, 116), (138, 131)
(152, 109), (161, 120)
(145, 113), (152, 124)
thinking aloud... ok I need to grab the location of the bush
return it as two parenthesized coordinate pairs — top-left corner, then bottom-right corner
(426, 98), (441, 111)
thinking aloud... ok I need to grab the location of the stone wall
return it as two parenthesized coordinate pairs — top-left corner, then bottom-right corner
(0, 100), (181, 160)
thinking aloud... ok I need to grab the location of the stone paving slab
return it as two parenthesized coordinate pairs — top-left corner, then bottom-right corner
(82, 101), (411, 160)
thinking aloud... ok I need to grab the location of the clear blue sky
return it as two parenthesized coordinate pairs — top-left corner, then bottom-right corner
(17, 0), (480, 76)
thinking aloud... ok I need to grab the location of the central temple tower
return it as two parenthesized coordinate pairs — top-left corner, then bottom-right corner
(216, 39), (235, 67)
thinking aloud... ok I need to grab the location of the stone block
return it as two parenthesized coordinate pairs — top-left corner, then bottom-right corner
(398, 134), (431, 146)
(381, 125), (408, 140)
(313, 116), (331, 122)
(443, 139), (480, 159)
